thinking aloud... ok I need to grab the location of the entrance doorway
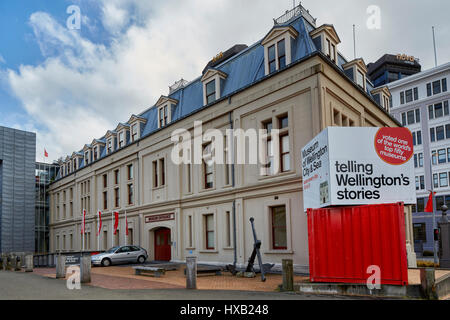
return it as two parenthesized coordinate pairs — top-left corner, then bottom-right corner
(154, 228), (171, 261)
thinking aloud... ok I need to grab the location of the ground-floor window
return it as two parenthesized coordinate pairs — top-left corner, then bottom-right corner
(413, 223), (427, 242)
(204, 214), (215, 249)
(271, 205), (287, 250)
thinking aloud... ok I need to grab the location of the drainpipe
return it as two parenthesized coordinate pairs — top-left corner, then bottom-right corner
(229, 111), (237, 269)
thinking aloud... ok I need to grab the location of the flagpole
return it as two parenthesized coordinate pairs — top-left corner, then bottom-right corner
(111, 211), (114, 248)
(125, 210), (127, 246)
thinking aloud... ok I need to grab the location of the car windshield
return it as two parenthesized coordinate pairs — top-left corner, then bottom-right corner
(105, 246), (119, 253)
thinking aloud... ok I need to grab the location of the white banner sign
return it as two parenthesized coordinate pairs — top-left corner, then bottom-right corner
(301, 127), (416, 211)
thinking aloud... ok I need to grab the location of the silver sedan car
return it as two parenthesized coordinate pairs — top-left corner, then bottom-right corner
(91, 245), (148, 267)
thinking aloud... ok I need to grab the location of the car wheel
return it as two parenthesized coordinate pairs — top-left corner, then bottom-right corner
(137, 256), (146, 264)
(101, 258), (111, 267)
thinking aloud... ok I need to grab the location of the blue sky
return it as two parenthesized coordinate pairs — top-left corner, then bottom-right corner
(1, 0), (449, 162)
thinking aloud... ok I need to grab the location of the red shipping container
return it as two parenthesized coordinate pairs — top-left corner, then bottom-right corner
(307, 203), (408, 286)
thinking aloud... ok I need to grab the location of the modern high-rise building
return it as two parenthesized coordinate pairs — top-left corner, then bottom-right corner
(0, 126), (36, 254)
(388, 62), (450, 255)
(367, 54), (422, 87)
(48, 5), (415, 271)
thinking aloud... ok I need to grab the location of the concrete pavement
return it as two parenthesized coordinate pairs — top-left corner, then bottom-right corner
(0, 271), (366, 300)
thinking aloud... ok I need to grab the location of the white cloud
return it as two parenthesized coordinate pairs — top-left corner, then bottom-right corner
(6, 0), (450, 162)
(0, 54), (5, 64)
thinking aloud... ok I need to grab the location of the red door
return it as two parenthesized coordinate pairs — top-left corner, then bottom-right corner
(154, 228), (171, 261)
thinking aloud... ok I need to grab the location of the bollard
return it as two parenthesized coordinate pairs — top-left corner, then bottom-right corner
(56, 255), (66, 279)
(282, 259), (294, 291)
(80, 256), (91, 283)
(25, 255), (34, 272)
(186, 256), (197, 289)
(420, 268), (438, 300)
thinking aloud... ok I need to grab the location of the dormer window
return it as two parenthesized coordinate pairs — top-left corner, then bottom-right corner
(128, 114), (147, 142)
(107, 139), (113, 154)
(205, 80), (216, 104)
(131, 124), (138, 142)
(118, 131), (124, 148)
(201, 70), (227, 106)
(371, 86), (391, 113)
(310, 24), (341, 65)
(93, 146), (98, 161)
(84, 151), (89, 165)
(155, 96), (177, 128)
(262, 26), (298, 75)
(158, 105), (169, 128)
(342, 58), (368, 92)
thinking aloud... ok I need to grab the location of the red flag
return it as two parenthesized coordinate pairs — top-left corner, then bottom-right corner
(44, 149), (48, 158)
(113, 211), (119, 235)
(97, 210), (102, 236)
(81, 209), (86, 234)
(424, 191), (436, 212)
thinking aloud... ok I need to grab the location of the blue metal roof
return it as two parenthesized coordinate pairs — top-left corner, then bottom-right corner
(57, 13), (381, 178)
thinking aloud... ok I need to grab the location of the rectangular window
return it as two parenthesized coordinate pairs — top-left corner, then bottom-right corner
(205, 214), (214, 250)
(114, 169), (119, 185)
(414, 87), (419, 100)
(433, 174), (439, 188)
(103, 191), (108, 210)
(128, 184), (133, 205)
(331, 44), (336, 62)
(427, 83), (432, 97)
(85, 152), (89, 165)
(418, 153), (423, 167)
(325, 38), (331, 57)
(204, 144), (213, 189)
(188, 215), (193, 248)
(103, 174), (108, 189)
(430, 128), (436, 142)
(356, 70), (364, 89)
(417, 131), (422, 145)
(417, 198), (425, 212)
(119, 132), (124, 148)
(187, 163), (192, 193)
(164, 105), (168, 126)
(429, 105), (434, 119)
(400, 92), (405, 105)
(446, 124), (450, 139)
(93, 147), (98, 161)
(414, 154), (418, 168)
(281, 135), (290, 172)
(407, 110), (415, 125)
(127, 164), (133, 180)
(206, 79), (216, 104)
(420, 175), (425, 190)
(436, 126), (445, 141)
(225, 211), (231, 247)
(159, 107), (164, 128)
(401, 113), (406, 126)
(277, 39), (286, 69)
(405, 89), (413, 103)
(444, 101), (449, 115)
(107, 139), (112, 154)
(415, 108), (420, 123)
(152, 161), (158, 188)
(439, 173), (448, 187)
(413, 223), (427, 241)
(159, 159), (165, 186)
(434, 103), (443, 118)
(131, 124), (138, 142)
(433, 80), (441, 95)
(448, 148), (450, 163)
(438, 149), (446, 164)
(114, 188), (120, 208)
(271, 206), (287, 250)
(443, 78), (448, 92)
(268, 44), (276, 74)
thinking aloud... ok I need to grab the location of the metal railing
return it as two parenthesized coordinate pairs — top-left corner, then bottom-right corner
(274, 3), (316, 27)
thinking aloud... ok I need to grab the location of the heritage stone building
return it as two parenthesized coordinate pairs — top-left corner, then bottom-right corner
(48, 6), (410, 272)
